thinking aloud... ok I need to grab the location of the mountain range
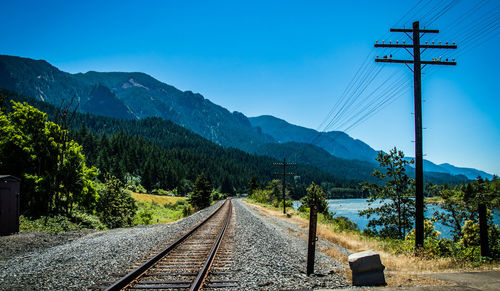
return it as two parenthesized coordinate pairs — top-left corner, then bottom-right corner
(250, 114), (493, 180)
(0, 54), (493, 182)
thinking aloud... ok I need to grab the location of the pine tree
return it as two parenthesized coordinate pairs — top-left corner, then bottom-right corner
(189, 172), (212, 210)
(248, 175), (259, 194)
(360, 148), (415, 239)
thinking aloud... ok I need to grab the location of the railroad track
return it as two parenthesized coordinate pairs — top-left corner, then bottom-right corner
(105, 199), (235, 291)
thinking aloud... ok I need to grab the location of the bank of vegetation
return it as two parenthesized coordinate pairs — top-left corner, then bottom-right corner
(0, 93), (229, 232)
(248, 148), (500, 270)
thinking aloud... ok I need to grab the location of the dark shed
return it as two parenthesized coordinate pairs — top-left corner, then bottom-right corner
(0, 175), (20, 235)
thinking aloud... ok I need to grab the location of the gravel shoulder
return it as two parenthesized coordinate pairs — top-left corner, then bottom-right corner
(232, 199), (349, 290)
(0, 201), (223, 290)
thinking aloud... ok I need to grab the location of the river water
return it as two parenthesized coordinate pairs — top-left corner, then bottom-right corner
(293, 198), (500, 239)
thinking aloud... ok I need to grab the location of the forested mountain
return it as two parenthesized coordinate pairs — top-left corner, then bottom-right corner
(250, 115), (378, 162)
(0, 55), (490, 182)
(251, 115), (493, 180)
(0, 55), (273, 151)
(1, 89), (355, 198)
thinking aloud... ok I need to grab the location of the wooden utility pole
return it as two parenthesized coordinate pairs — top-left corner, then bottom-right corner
(375, 21), (456, 252)
(273, 158), (296, 214)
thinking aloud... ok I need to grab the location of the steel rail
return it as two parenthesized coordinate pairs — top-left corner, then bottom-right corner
(105, 200), (229, 291)
(190, 199), (232, 291)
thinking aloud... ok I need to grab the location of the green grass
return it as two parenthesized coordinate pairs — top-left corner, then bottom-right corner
(20, 210), (107, 233)
(130, 192), (186, 205)
(132, 198), (191, 225)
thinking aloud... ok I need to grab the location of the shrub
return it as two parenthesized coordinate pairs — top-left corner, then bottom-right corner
(97, 176), (137, 228)
(182, 204), (194, 217)
(331, 216), (358, 232)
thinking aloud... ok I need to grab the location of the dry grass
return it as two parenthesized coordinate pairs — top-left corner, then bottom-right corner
(244, 200), (499, 287)
(130, 192), (186, 205)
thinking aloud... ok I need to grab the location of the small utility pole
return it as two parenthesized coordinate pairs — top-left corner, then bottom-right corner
(307, 205), (318, 275)
(375, 21), (456, 252)
(273, 158), (296, 214)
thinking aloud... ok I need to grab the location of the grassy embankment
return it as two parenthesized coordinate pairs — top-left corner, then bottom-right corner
(245, 198), (499, 287)
(130, 192), (189, 225)
(20, 192), (189, 233)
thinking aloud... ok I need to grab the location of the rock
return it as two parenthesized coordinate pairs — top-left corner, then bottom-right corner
(348, 249), (386, 286)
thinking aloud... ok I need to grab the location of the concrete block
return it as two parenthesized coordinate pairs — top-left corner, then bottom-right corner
(348, 249), (386, 286)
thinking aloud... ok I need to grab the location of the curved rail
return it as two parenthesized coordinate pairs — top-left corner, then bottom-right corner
(106, 199), (231, 291)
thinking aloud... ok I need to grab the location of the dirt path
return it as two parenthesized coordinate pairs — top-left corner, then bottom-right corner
(331, 271), (500, 290)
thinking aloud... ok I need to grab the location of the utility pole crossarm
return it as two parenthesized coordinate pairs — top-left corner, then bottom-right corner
(375, 44), (457, 49)
(375, 59), (456, 65)
(390, 28), (439, 33)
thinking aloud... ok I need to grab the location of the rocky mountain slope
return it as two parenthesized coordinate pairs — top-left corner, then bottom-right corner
(0, 54), (492, 181)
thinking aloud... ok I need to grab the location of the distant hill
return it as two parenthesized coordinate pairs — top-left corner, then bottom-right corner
(250, 115), (378, 162)
(404, 158), (493, 180)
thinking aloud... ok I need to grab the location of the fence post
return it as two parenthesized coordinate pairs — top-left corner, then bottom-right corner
(307, 205), (318, 275)
(478, 203), (489, 257)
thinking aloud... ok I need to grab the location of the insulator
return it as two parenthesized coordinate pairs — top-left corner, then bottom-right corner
(446, 58), (448, 61)
(403, 41), (405, 44)
(382, 40), (385, 44)
(389, 40), (392, 44)
(425, 41), (428, 44)
(376, 40), (378, 43)
(452, 58), (455, 61)
(389, 54), (392, 58)
(432, 41), (435, 44)
(396, 40), (399, 44)
(439, 41), (442, 44)
(446, 41), (449, 44)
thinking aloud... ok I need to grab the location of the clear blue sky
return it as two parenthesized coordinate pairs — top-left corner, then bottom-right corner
(1, 0), (499, 175)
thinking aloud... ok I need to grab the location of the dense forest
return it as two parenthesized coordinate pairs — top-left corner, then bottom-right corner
(0, 88), (360, 201)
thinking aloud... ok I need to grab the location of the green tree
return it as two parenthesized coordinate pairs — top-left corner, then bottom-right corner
(0, 101), (97, 216)
(431, 178), (500, 257)
(360, 148), (415, 239)
(189, 173), (212, 210)
(96, 175), (137, 228)
(266, 179), (283, 202)
(220, 175), (234, 195)
(429, 184), (471, 241)
(302, 182), (330, 216)
(177, 178), (194, 197)
(248, 175), (259, 195)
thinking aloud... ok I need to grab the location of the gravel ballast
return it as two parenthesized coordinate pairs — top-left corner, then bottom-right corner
(1, 199), (349, 290)
(0, 202), (222, 290)
(231, 199), (349, 290)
